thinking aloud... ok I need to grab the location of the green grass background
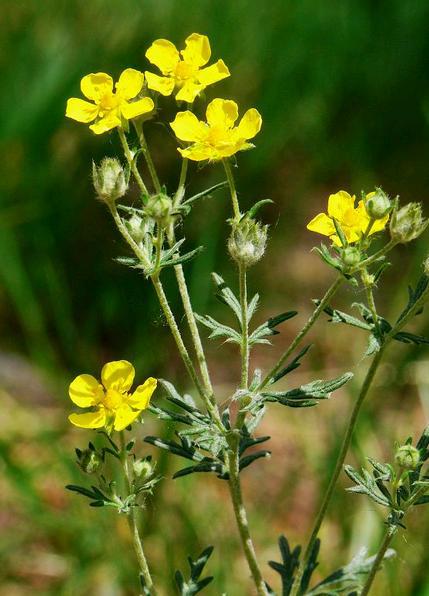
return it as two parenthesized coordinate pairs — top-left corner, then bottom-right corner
(1, 1), (429, 594)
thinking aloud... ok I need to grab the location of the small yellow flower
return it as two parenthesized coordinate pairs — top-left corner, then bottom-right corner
(170, 98), (262, 162)
(145, 33), (230, 103)
(68, 360), (156, 432)
(66, 69), (154, 134)
(307, 190), (389, 246)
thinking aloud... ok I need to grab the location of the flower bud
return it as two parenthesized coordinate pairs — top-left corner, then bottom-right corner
(365, 189), (391, 220)
(390, 202), (428, 244)
(144, 193), (173, 227)
(77, 448), (102, 474)
(395, 444), (420, 470)
(127, 214), (145, 243)
(133, 458), (153, 479)
(228, 219), (268, 267)
(341, 246), (361, 268)
(92, 158), (128, 203)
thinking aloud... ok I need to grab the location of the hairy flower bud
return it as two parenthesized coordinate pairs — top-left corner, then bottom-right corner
(92, 158), (128, 203)
(77, 448), (102, 474)
(341, 246), (361, 268)
(395, 444), (420, 470)
(365, 189), (391, 220)
(228, 219), (268, 267)
(390, 202), (428, 243)
(133, 457), (153, 479)
(127, 214), (145, 243)
(144, 193), (173, 227)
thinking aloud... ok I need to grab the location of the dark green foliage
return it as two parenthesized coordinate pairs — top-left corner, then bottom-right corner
(175, 547), (214, 595)
(263, 372), (353, 408)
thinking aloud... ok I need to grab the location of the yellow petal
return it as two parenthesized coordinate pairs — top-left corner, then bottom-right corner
(121, 97), (154, 120)
(145, 72), (175, 96)
(116, 68), (144, 100)
(181, 33), (211, 68)
(69, 374), (103, 407)
(206, 98), (238, 129)
(327, 191), (355, 221)
(356, 200), (389, 235)
(146, 39), (180, 75)
(237, 108), (262, 140)
(170, 112), (208, 142)
(175, 81), (204, 103)
(89, 114), (121, 134)
(69, 409), (106, 429)
(101, 360), (135, 391)
(66, 98), (98, 123)
(198, 59), (230, 86)
(307, 212), (336, 237)
(370, 214), (389, 234)
(179, 144), (217, 162)
(80, 72), (113, 100)
(128, 377), (157, 409)
(113, 405), (141, 431)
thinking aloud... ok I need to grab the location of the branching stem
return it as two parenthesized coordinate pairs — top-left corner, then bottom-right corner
(118, 128), (148, 196)
(360, 525), (396, 596)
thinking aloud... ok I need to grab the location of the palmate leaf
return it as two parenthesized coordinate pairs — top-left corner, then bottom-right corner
(249, 311), (298, 345)
(175, 546), (214, 595)
(263, 372), (353, 408)
(307, 548), (396, 595)
(211, 272), (242, 322)
(194, 313), (241, 343)
(344, 464), (391, 507)
(267, 535), (301, 595)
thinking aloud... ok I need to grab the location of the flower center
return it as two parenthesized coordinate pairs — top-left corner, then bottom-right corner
(174, 61), (196, 81)
(103, 388), (126, 411)
(206, 126), (231, 146)
(98, 92), (120, 114)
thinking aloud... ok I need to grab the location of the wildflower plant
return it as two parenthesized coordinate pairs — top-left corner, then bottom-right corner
(64, 32), (429, 595)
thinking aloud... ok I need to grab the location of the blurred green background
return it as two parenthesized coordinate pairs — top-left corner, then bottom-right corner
(2, 0), (429, 594)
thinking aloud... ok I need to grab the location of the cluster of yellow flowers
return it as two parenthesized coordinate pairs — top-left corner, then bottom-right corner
(66, 32), (261, 161)
(66, 35), (390, 433)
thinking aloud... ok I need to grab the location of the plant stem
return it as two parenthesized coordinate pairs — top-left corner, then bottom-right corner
(118, 128), (149, 196)
(134, 121), (162, 194)
(290, 278), (429, 596)
(260, 274), (343, 390)
(119, 432), (156, 594)
(173, 158), (188, 207)
(351, 239), (397, 272)
(223, 159), (241, 220)
(151, 274), (207, 401)
(228, 435), (268, 596)
(239, 263), (250, 390)
(361, 525), (396, 596)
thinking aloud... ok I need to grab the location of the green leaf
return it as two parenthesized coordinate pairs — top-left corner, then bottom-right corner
(211, 272), (242, 321)
(164, 246), (204, 268)
(264, 372), (353, 406)
(194, 313), (241, 343)
(245, 199), (274, 219)
(396, 275), (429, 324)
(270, 345), (312, 384)
(182, 181), (227, 206)
(344, 464), (391, 507)
(268, 535), (301, 596)
(175, 546), (214, 595)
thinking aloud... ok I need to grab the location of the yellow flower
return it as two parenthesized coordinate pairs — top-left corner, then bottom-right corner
(66, 69), (154, 134)
(170, 98), (262, 162)
(307, 190), (389, 246)
(145, 33), (230, 103)
(68, 360), (156, 432)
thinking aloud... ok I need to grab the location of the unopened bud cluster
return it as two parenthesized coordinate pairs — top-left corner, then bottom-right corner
(133, 457), (154, 479)
(76, 447), (102, 474)
(365, 188), (391, 220)
(144, 193), (173, 228)
(390, 203), (428, 244)
(228, 218), (268, 267)
(395, 444), (420, 470)
(341, 246), (361, 268)
(92, 158), (128, 203)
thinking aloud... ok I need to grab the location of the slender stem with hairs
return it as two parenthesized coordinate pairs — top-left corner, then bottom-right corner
(118, 128), (148, 196)
(119, 432), (156, 594)
(290, 279), (429, 596)
(223, 159), (241, 220)
(361, 526), (396, 596)
(134, 121), (162, 194)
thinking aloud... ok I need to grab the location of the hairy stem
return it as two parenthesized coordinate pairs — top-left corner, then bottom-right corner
(228, 436), (268, 596)
(118, 128), (149, 196)
(239, 264), (250, 389)
(290, 279), (429, 596)
(260, 274), (343, 389)
(119, 432), (156, 593)
(361, 526), (396, 596)
(134, 121), (162, 194)
(223, 159), (241, 220)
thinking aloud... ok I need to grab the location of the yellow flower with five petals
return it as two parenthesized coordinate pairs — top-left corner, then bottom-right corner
(170, 98), (262, 162)
(68, 360), (156, 432)
(66, 69), (154, 134)
(307, 190), (389, 246)
(145, 33), (230, 103)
